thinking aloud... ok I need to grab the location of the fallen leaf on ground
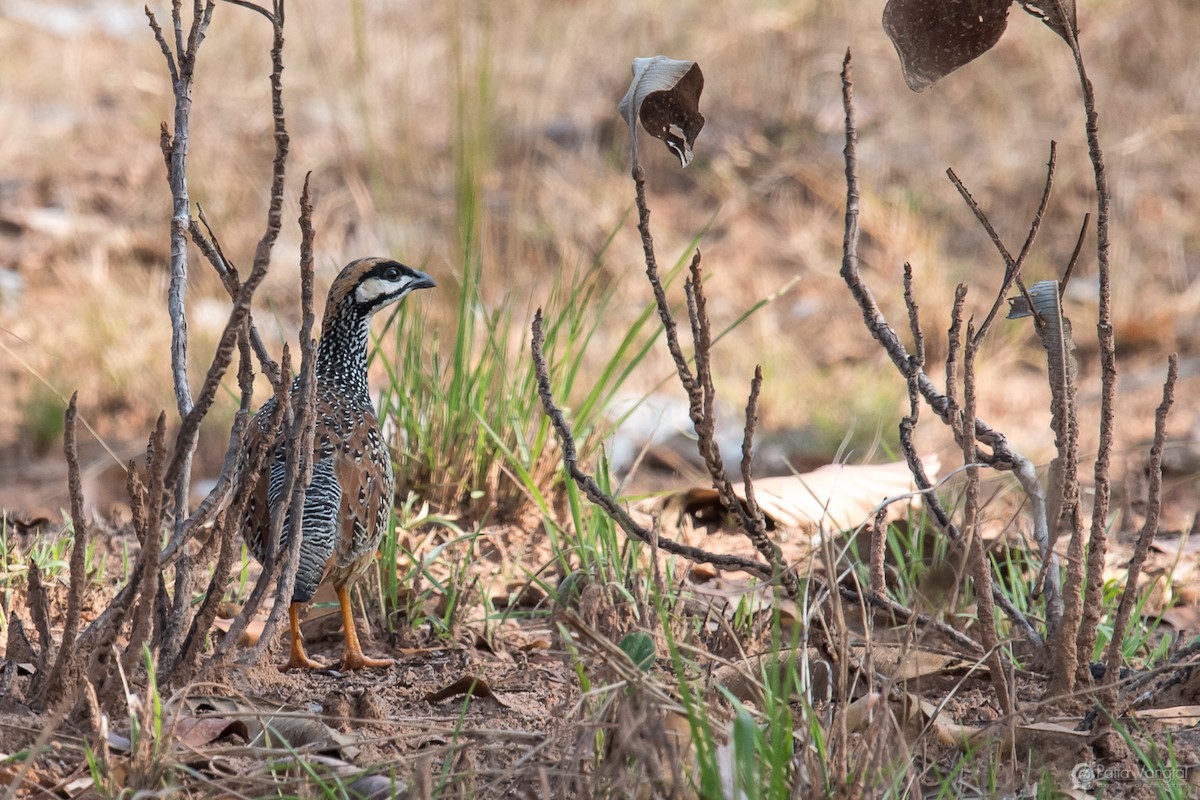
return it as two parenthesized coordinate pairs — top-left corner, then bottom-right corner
(1131, 705), (1200, 727)
(643, 458), (940, 535)
(425, 674), (509, 707)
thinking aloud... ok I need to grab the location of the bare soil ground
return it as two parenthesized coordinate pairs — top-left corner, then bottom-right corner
(2, 0), (1200, 797)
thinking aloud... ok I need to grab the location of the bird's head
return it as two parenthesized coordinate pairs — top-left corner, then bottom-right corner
(328, 257), (437, 317)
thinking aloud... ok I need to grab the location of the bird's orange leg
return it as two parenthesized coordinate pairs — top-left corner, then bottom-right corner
(281, 602), (326, 671)
(338, 585), (393, 670)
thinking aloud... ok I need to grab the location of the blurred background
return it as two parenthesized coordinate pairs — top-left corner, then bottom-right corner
(0, 0), (1197, 520)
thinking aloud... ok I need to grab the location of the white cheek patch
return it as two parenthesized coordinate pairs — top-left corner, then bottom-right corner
(356, 275), (412, 304)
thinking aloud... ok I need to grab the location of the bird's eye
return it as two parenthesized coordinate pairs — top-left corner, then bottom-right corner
(385, 266), (401, 281)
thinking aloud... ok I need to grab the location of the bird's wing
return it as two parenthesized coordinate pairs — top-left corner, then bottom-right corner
(332, 444), (393, 570)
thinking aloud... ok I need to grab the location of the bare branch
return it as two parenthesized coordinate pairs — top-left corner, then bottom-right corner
(25, 561), (53, 699)
(945, 284), (967, 438)
(213, 346), (292, 664)
(945, 140), (1056, 345)
(634, 173), (696, 395)
(160, 0), (290, 569)
(1065, 0), (1118, 670)
(172, 326), (257, 682)
(222, 0), (274, 23)
(1103, 355), (1177, 705)
(1059, 212), (1090, 297)
(837, 52), (1020, 471)
(531, 310), (776, 580)
(840, 51), (1047, 654)
(189, 207), (281, 384)
(250, 173), (318, 666)
(738, 366), (769, 536)
(868, 508), (888, 597)
(123, 415), (167, 678)
(144, 7), (179, 85)
(43, 394), (89, 706)
(962, 326), (1013, 715)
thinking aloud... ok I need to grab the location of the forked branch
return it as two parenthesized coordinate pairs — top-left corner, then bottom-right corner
(531, 310), (776, 581)
(633, 170), (799, 598)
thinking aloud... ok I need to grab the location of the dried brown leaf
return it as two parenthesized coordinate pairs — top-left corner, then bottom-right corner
(1131, 705), (1200, 727)
(1016, 0), (1078, 44)
(174, 716), (250, 749)
(618, 56), (705, 171)
(649, 458), (939, 533)
(882, 0), (1011, 92)
(425, 674), (509, 707)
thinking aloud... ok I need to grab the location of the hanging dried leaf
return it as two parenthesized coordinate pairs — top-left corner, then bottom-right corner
(1016, 0), (1078, 44)
(618, 56), (705, 173)
(882, 0), (1012, 91)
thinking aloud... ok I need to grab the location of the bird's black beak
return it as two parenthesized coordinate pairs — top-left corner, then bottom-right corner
(411, 268), (436, 291)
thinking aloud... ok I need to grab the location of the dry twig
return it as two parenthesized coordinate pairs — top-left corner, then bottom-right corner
(631, 170), (799, 597)
(42, 394), (89, 706)
(1103, 355), (1177, 706)
(249, 172), (319, 666)
(531, 311), (776, 580)
(1061, 0), (1119, 689)
(962, 328), (1012, 714)
(839, 52), (1044, 653)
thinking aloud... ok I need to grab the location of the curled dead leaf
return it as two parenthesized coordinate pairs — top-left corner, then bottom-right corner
(618, 56), (705, 173)
(850, 643), (974, 682)
(174, 716), (250, 749)
(211, 616), (264, 647)
(1016, 0), (1077, 44)
(492, 580), (547, 610)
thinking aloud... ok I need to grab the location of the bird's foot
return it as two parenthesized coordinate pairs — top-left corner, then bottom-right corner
(280, 643), (327, 672)
(340, 651), (394, 671)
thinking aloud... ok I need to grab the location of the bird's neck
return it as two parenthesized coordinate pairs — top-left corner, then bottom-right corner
(315, 297), (374, 407)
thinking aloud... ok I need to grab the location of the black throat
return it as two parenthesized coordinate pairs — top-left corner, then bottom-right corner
(315, 295), (374, 407)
